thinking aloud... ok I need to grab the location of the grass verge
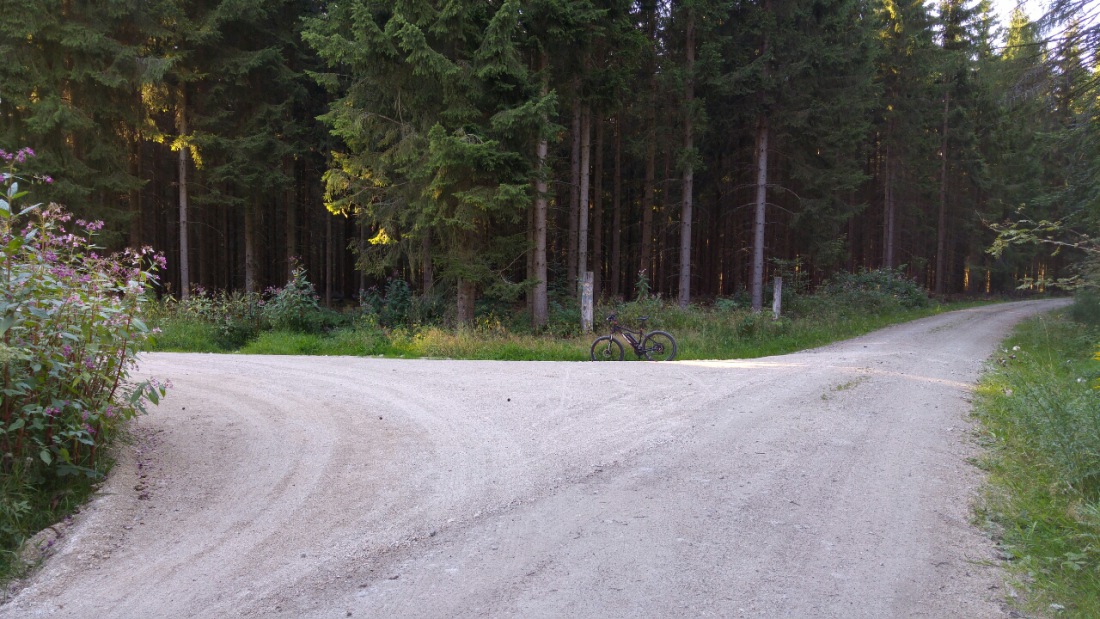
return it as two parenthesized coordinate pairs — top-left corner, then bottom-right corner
(972, 309), (1100, 617)
(210, 301), (985, 360)
(1, 472), (98, 590)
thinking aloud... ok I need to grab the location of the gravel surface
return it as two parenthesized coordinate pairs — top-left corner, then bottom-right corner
(0, 300), (1067, 618)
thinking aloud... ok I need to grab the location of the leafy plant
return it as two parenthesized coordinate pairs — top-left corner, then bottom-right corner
(1, 150), (166, 481)
(263, 263), (324, 332)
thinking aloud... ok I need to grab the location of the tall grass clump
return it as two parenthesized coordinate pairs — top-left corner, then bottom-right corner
(1, 150), (166, 578)
(973, 307), (1100, 617)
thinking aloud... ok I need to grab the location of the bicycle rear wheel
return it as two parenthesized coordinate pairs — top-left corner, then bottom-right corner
(642, 331), (677, 361)
(590, 336), (625, 361)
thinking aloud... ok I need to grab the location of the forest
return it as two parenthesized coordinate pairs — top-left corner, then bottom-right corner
(2, 0), (1097, 326)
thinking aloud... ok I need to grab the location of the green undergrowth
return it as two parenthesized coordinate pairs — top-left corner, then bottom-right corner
(1, 470), (99, 586)
(150, 267), (989, 360)
(972, 302), (1100, 617)
(158, 299), (986, 360)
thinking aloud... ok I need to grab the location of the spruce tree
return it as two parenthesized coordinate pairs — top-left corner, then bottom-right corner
(305, 0), (552, 325)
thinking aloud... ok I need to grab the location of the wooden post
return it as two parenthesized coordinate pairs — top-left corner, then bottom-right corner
(772, 276), (782, 319)
(580, 271), (594, 333)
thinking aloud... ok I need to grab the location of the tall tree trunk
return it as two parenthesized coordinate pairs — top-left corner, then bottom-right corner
(611, 116), (623, 298)
(456, 279), (476, 327)
(640, 99), (656, 294)
(577, 105), (592, 297)
(129, 136), (143, 248)
(325, 212), (333, 307)
(592, 116), (605, 301)
(936, 90), (950, 294)
(532, 53), (550, 328)
(197, 201), (211, 288)
(883, 140), (896, 269)
(244, 201), (259, 293)
(286, 158), (298, 278)
(659, 150), (672, 295)
(567, 96), (581, 289)
(678, 8), (696, 308)
(751, 113), (769, 312)
(526, 199), (535, 315)
(359, 217), (367, 295)
(421, 233), (434, 295)
(177, 87), (190, 300)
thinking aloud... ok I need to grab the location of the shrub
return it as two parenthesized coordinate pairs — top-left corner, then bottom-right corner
(1070, 288), (1100, 327)
(361, 278), (418, 327)
(0, 151), (166, 483)
(262, 264), (324, 332)
(168, 287), (266, 349)
(262, 265), (352, 334)
(818, 267), (930, 312)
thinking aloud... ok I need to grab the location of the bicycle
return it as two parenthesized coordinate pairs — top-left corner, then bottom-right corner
(590, 313), (677, 361)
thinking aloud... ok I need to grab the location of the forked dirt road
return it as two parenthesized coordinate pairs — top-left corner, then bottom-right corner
(1, 300), (1067, 618)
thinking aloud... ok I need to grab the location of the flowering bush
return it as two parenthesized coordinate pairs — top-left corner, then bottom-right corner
(1, 149), (166, 481)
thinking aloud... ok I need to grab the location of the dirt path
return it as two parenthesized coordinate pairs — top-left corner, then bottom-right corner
(1, 300), (1066, 618)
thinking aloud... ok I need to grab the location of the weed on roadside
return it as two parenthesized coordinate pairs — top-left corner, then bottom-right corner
(973, 309), (1100, 618)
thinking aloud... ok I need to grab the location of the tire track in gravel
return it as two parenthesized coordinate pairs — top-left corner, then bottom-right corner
(0, 299), (1068, 618)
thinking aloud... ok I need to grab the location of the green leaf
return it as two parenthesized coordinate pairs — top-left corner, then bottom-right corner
(40, 449), (52, 465)
(8, 418), (25, 432)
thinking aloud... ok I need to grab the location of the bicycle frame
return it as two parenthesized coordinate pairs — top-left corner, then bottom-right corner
(609, 321), (647, 356)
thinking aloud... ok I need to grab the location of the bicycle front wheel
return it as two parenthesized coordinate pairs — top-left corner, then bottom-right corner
(642, 331), (677, 361)
(590, 336), (625, 361)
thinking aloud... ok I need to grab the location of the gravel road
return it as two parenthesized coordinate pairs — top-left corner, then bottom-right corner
(1, 300), (1067, 618)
